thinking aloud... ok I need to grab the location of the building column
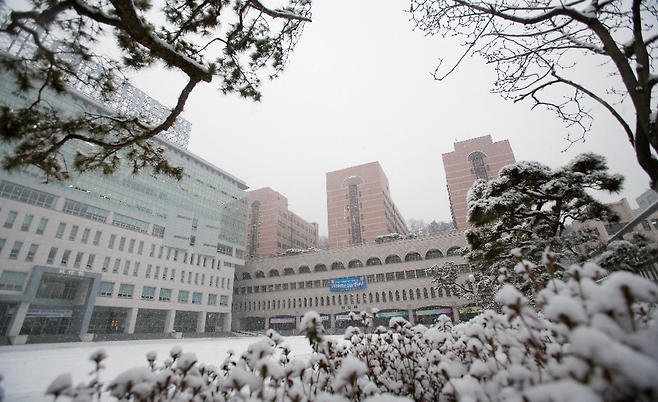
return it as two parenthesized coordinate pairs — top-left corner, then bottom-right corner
(264, 316), (270, 331)
(124, 307), (138, 334)
(6, 302), (29, 337)
(452, 306), (460, 324)
(223, 313), (232, 332)
(329, 315), (336, 334)
(407, 309), (415, 325)
(196, 311), (206, 333)
(164, 309), (176, 333)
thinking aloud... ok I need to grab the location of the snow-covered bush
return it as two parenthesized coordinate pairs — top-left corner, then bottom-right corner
(45, 262), (657, 402)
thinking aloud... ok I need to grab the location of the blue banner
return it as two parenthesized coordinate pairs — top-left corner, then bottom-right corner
(330, 276), (366, 292)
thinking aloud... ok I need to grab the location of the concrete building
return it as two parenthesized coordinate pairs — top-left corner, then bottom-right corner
(442, 136), (516, 230)
(246, 187), (319, 259)
(573, 198), (658, 243)
(0, 34), (247, 344)
(231, 232), (478, 333)
(326, 162), (408, 249)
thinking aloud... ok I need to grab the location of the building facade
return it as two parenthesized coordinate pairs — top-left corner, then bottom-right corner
(326, 162), (408, 248)
(0, 48), (248, 345)
(442, 136), (516, 230)
(232, 233), (479, 333)
(246, 187), (319, 259)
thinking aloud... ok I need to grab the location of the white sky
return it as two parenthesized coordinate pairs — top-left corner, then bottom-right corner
(11, 0), (651, 236)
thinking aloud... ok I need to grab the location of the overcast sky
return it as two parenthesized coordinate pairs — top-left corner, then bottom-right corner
(62, 1), (657, 235)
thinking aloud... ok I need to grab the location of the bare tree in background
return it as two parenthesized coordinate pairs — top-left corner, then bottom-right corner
(410, 0), (658, 188)
(0, 0), (311, 180)
(408, 219), (454, 236)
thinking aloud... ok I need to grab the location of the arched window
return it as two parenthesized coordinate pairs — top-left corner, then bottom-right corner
(315, 297), (318, 306)
(426, 249), (444, 259)
(304, 298), (307, 307)
(431, 288), (437, 298)
(389, 291), (393, 301)
(438, 288), (443, 297)
(369, 293), (373, 303)
(408, 289), (414, 300)
(423, 288), (429, 299)
(395, 290), (400, 301)
(314, 264), (327, 272)
(268, 269), (280, 277)
(468, 151), (489, 180)
(381, 292), (386, 302)
(416, 288), (421, 299)
(366, 257), (382, 266)
(283, 268), (295, 276)
(385, 255), (402, 264)
(255, 270), (265, 278)
(299, 266), (311, 274)
(332, 295), (336, 305)
(446, 246), (461, 256)
(242, 272), (252, 280)
(331, 262), (345, 270)
(405, 252), (422, 262)
(376, 293), (380, 302)
(321, 297), (324, 306)
(348, 260), (363, 268)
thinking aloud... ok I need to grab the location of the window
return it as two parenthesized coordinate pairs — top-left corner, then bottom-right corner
(149, 244), (155, 257)
(0, 271), (27, 290)
(108, 234), (116, 249)
(36, 218), (48, 235)
(170, 269), (175, 281)
(62, 199), (108, 222)
(93, 231), (102, 246)
(152, 224), (165, 238)
(123, 260), (130, 275)
(117, 284), (134, 298)
(55, 222), (66, 238)
(137, 241), (144, 255)
(0, 181), (56, 208)
(69, 225), (79, 241)
(86, 254), (95, 270)
(98, 282), (114, 297)
(20, 215), (33, 232)
(219, 295), (229, 306)
(60, 250), (71, 266)
(192, 292), (202, 304)
(9, 241), (23, 259)
(128, 239), (135, 253)
(73, 252), (84, 268)
(158, 247), (163, 258)
(112, 214), (148, 234)
(159, 288), (172, 302)
(181, 271), (185, 282)
(4, 211), (17, 228)
(25, 244), (38, 262)
(133, 262), (140, 276)
(142, 286), (156, 301)
(166, 248), (171, 260)
(118, 237), (126, 251)
(162, 267), (168, 280)
(195, 273), (199, 284)
(102, 257), (110, 272)
(145, 264), (152, 278)
(208, 294), (217, 305)
(154, 266), (160, 279)
(113, 259), (121, 273)
(81, 228), (90, 244)
(178, 290), (189, 303)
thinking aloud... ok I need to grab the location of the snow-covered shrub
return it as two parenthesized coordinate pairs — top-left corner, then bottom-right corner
(46, 262), (657, 402)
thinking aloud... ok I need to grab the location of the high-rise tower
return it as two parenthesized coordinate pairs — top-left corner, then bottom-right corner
(442, 135), (516, 230)
(326, 162), (407, 248)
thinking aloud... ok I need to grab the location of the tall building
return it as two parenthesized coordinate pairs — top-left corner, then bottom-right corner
(442, 136), (516, 230)
(246, 187), (319, 259)
(326, 162), (408, 248)
(0, 40), (248, 344)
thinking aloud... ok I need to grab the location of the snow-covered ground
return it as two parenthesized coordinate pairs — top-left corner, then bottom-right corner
(0, 334), (340, 401)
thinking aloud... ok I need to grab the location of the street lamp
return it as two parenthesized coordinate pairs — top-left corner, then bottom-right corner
(469, 274), (479, 315)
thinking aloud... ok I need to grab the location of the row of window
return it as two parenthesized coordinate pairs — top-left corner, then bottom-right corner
(1, 207), (239, 272)
(235, 265), (474, 296)
(1, 181), (245, 258)
(241, 255), (466, 280)
(234, 287), (451, 312)
(98, 281), (229, 305)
